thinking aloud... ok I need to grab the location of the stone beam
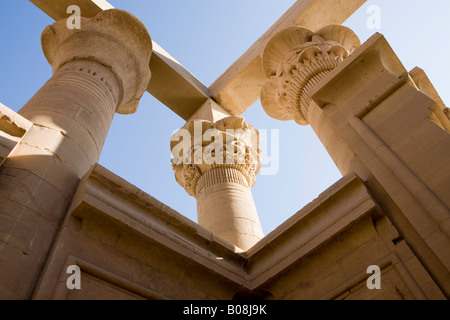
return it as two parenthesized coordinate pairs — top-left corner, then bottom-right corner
(148, 43), (210, 119)
(29, 0), (210, 120)
(29, 0), (114, 19)
(0, 102), (33, 166)
(209, 0), (367, 115)
(30, 0), (365, 119)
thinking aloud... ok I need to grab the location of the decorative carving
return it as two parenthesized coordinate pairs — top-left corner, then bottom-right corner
(40, 9), (152, 115)
(260, 25), (360, 125)
(171, 116), (261, 197)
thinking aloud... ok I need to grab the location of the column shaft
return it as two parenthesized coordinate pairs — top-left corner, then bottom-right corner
(196, 167), (263, 250)
(0, 9), (152, 299)
(0, 60), (119, 299)
(171, 117), (264, 251)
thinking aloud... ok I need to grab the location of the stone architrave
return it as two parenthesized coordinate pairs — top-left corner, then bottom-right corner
(0, 9), (152, 299)
(171, 117), (264, 251)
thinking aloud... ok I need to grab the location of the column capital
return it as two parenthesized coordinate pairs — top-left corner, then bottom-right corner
(171, 116), (261, 197)
(260, 24), (360, 125)
(41, 9), (152, 114)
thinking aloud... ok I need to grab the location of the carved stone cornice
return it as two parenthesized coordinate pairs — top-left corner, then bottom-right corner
(260, 25), (360, 125)
(171, 117), (261, 197)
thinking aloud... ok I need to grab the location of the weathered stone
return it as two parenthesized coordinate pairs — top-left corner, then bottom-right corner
(0, 2), (448, 301)
(171, 116), (264, 251)
(0, 9), (152, 299)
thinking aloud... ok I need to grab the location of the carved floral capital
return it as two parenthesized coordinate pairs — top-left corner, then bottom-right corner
(41, 9), (152, 115)
(170, 117), (261, 197)
(260, 24), (360, 125)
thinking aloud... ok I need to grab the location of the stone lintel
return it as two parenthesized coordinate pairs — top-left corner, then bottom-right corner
(0, 103), (33, 165)
(67, 164), (249, 281)
(147, 43), (211, 119)
(29, 0), (210, 120)
(30, 0), (113, 19)
(32, 163), (446, 298)
(0, 102), (33, 136)
(30, 0), (366, 119)
(48, 164), (377, 289)
(245, 173), (378, 289)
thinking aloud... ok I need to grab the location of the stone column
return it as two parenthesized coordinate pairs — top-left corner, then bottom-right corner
(0, 9), (152, 299)
(260, 24), (360, 175)
(171, 117), (264, 251)
(260, 25), (450, 295)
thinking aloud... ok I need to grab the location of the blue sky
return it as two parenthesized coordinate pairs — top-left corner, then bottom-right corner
(1, 1), (449, 237)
